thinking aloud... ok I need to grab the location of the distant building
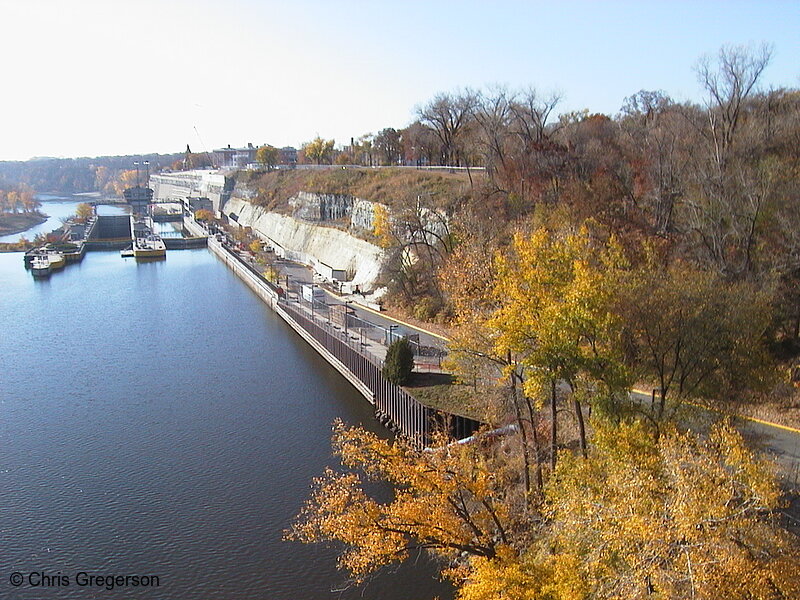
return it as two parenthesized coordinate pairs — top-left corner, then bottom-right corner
(279, 146), (297, 167)
(212, 143), (258, 169)
(210, 143), (298, 170)
(149, 170), (234, 216)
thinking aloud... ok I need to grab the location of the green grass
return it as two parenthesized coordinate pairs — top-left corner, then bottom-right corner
(403, 372), (492, 423)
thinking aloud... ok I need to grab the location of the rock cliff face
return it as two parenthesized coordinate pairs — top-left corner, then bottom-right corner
(223, 196), (386, 291)
(287, 191), (385, 234)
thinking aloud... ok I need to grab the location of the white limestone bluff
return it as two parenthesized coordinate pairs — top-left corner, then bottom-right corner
(223, 195), (386, 291)
(148, 169), (418, 293)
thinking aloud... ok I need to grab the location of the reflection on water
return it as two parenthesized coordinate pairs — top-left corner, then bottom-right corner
(153, 220), (184, 238)
(0, 194), (128, 243)
(0, 249), (451, 600)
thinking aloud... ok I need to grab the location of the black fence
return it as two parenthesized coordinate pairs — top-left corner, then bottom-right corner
(204, 220), (482, 447)
(279, 299), (482, 448)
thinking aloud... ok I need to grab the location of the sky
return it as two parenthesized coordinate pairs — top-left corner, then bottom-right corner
(0, 0), (797, 162)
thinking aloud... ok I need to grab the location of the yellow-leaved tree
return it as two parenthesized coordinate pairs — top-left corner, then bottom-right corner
(372, 204), (392, 248)
(75, 203), (94, 222)
(255, 144), (279, 170)
(290, 418), (800, 599)
(286, 420), (523, 583)
(288, 221), (799, 599)
(538, 420), (799, 600)
(302, 136), (335, 164)
(489, 225), (630, 465)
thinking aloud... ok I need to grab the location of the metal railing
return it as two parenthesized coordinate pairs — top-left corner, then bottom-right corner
(197, 215), (481, 447)
(278, 299), (481, 447)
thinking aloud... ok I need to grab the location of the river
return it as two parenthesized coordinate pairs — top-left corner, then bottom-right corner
(0, 194), (128, 243)
(0, 241), (451, 598)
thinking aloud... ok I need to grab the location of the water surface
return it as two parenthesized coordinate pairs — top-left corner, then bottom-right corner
(0, 249), (450, 599)
(0, 195), (127, 243)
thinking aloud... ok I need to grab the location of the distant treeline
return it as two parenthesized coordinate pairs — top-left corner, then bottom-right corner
(0, 153), (182, 194)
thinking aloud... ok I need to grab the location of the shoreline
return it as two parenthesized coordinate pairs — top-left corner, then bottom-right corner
(0, 212), (48, 237)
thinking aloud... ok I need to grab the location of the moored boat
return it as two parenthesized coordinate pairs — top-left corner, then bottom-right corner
(132, 234), (166, 259)
(46, 251), (66, 269)
(30, 255), (52, 278)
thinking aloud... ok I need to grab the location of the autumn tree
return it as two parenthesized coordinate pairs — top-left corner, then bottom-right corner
(373, 128), (402, 165)
(5, 190), (19, 213)
(289, 420), (799, 599)
(194, 208), (215, 222)
(109, 169), (142, 196)
(400, 120), (441, 166)
(490, 226), (630, 463)
(381, 193), (457, 318)
(537, 420), (799, 600)
(287, 420), (522, 583)
(255, 144), (279, 170)
(94, 165), (111, 192)
(353, 134), (374, 166)
(684, 44), (774, 274)
(372, 203), (392, 248)
(301, 136), (335, 165)
(0, 185), (38, 214)
(442, 226), (546, 500)
(417, 90), (478, 166)
(617, 257), (776, 420)
(75, 202), (94, 223)
(473, 87), (514, 184)
(619, 89), (688, 234)
(170, 150), (213, 171)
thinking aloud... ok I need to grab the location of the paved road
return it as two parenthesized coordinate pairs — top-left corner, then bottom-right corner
(260, 248), (800, 476)
(631, 390), (800, 477)
(276, 258), (447, 353)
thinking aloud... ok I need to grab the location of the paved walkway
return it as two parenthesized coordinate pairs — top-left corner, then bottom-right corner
(268, 255), (447, 370)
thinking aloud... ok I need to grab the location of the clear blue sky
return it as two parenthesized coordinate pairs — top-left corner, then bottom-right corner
(0, 0), (797, 161)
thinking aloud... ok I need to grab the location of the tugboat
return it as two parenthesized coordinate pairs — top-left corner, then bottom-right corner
(30, 254), (52, 278)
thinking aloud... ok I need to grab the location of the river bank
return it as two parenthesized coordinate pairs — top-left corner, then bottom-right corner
(0, 211), (47, 236)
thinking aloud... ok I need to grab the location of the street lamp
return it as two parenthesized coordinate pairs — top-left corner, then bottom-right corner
(388, 324), (399, 345)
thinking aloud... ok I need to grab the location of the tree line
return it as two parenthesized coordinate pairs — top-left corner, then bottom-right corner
(0, 153), (182, 195)
(0, 183), (40, 214)
(345, 45), (800, 344)
(287, 44), (800, 599)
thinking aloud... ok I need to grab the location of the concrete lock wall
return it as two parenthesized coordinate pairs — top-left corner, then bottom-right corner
(223, 197), (386, 291)
(150, 170), (234, 214)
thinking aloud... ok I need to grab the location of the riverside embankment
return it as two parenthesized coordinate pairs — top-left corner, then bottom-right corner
(185, 216), (481, 446)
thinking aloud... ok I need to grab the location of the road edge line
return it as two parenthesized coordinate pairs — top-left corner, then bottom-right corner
(630, 388), (800, 435)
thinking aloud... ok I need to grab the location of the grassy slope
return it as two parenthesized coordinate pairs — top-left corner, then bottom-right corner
(403, 373), (497, 423)
(239, 167), (476, 211)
